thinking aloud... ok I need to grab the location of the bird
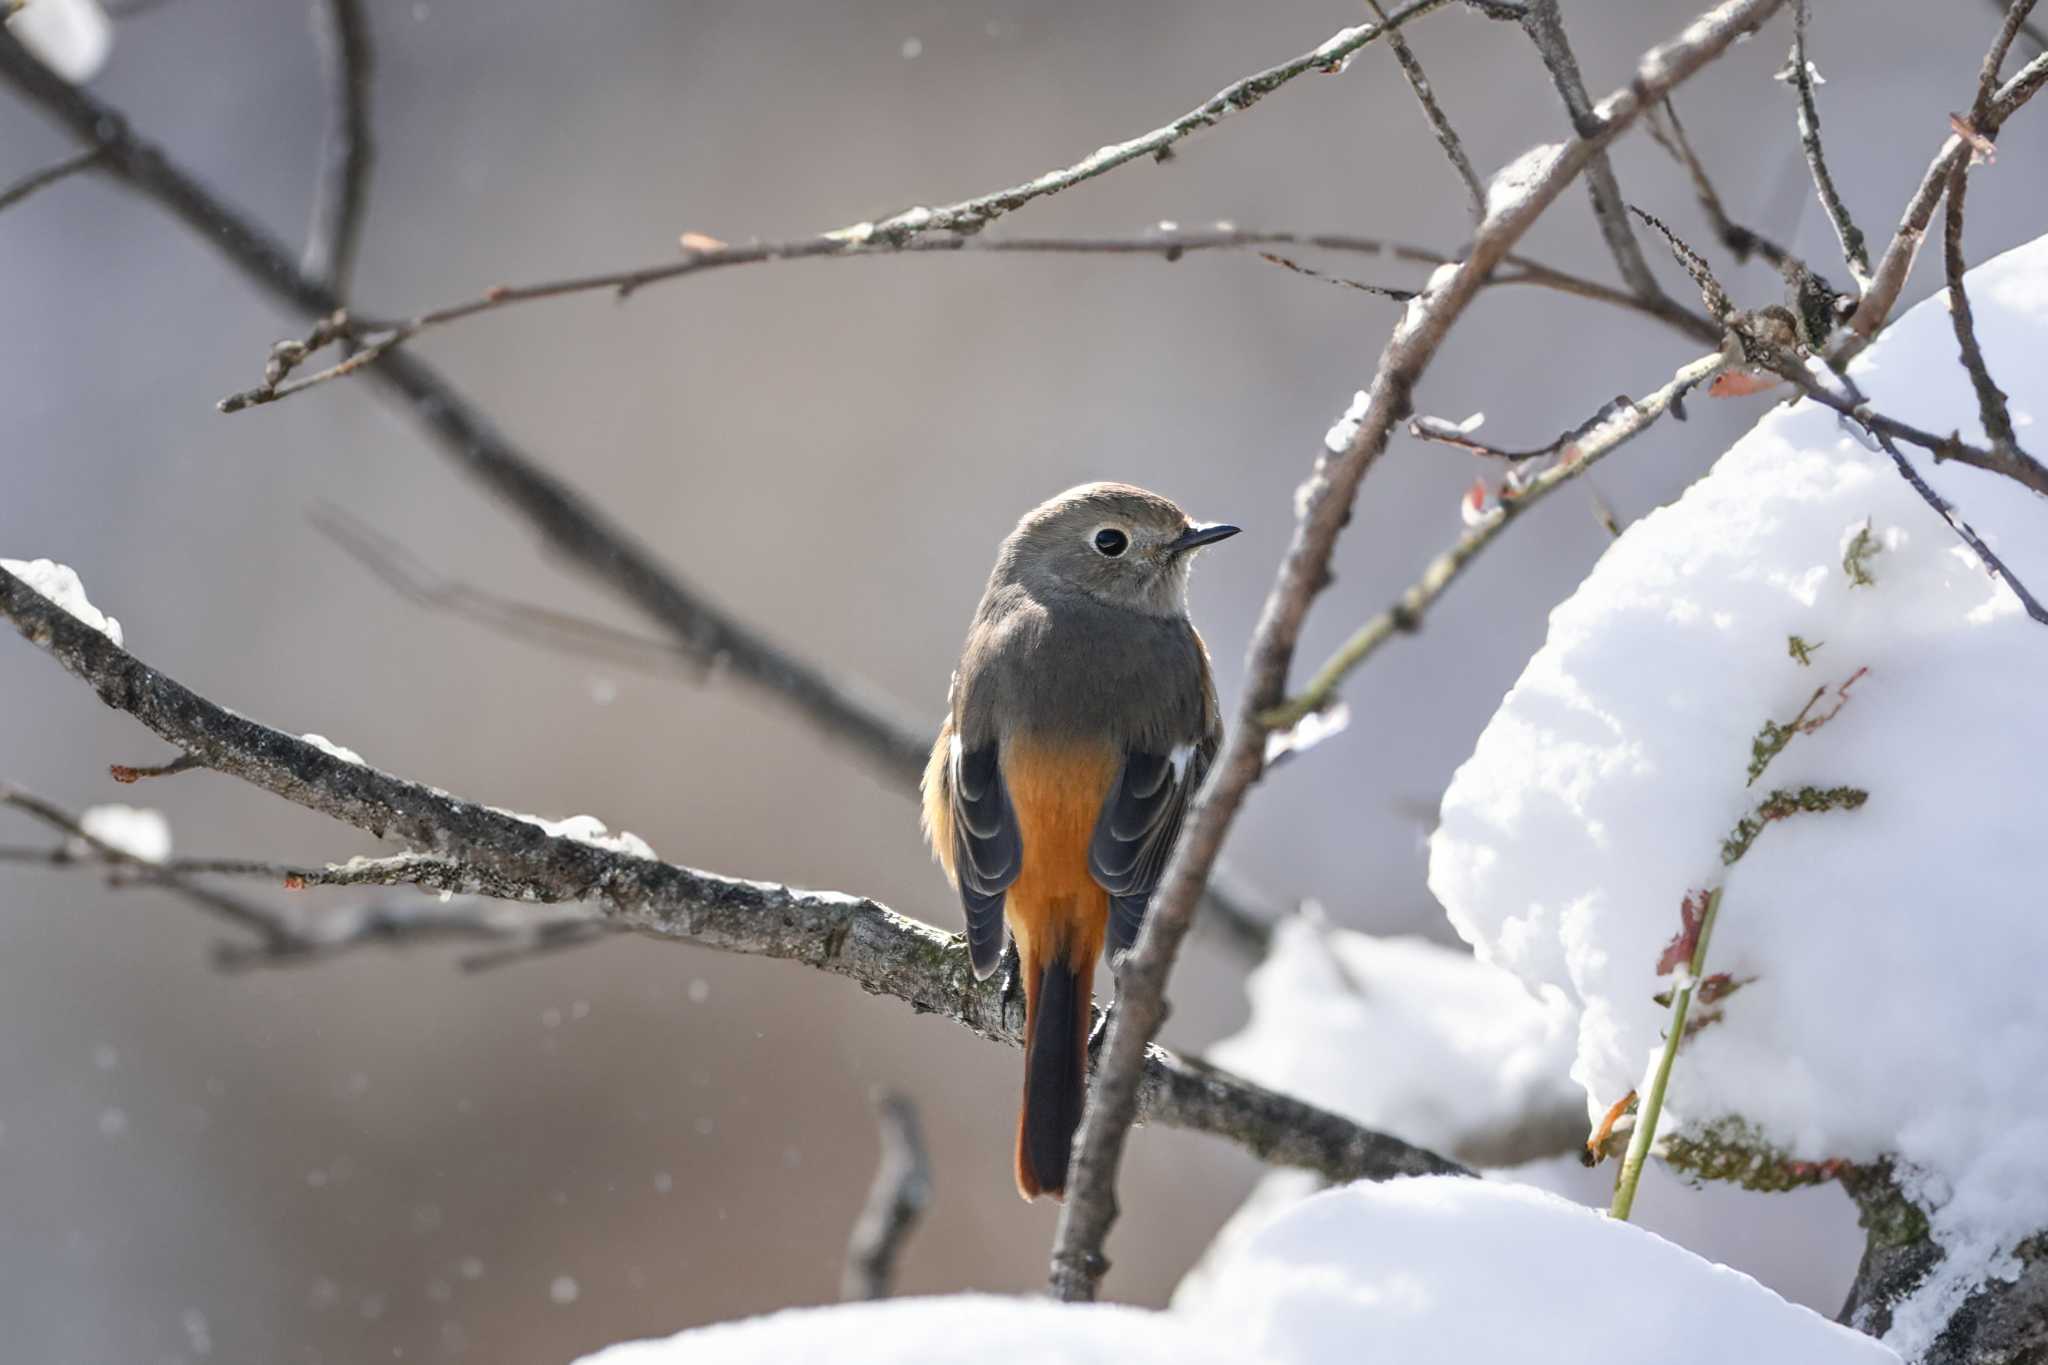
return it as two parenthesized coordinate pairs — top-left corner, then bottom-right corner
(921, 483), (1239, 1200)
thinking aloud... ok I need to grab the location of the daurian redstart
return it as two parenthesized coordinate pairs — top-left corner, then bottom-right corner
(922, 483), (1237, 1199)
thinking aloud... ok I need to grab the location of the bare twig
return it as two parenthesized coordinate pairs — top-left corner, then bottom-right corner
(1367, 0), (1487, 219)
(1518, 0), (1666, 302)
(825, 0), (1455, 246)
(1, 784), (613, 967)
(841, 1092), (934, 1302)
(1941, 164), (2027, 461)
(214, 225), (1716, 410)
(0, 563), (1467, 1187)
(301, 0), (373, 295)
(1839, 47), (2048, 352)
(0, 146), (101, 212)
(0, 786), (297, 950)
(108, 752), (202, 782)
(1255, 250), (1414, 300)
(1785, 0), (1871, 289)
(1047, 0), (1787, 1305)
(1266, 350), (1731, 730)
(1646, 100), (1797, 270)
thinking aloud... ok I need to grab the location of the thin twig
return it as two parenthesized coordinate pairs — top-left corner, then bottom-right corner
(1046, 0), (1787, 1305)
(0, 563), (1467, 1187)
(823, 0), (1456, 246)
(301, 0), (373, 295)
(213, 226), (1713, 411)
(1, 784), (612, 967)
(1256, 251), (1414, 300)
(1266, 350), (1730, 730)
(1518, 0), (1666, 302)
(1839, 47), (2048, 352)
(1941, 163), (2026, 460)
(1645, 99), (1796, 270)
(841, 1092), (934, 1302)
(1367, 0), (1487, 219)
(0, 147), (101, 212)
(1785, 0), (1871, 289)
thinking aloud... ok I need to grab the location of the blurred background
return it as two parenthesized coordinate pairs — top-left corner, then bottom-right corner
(4, 1), (2042, 1360)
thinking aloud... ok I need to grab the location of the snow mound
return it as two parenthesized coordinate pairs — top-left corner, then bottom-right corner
(300, 734), (365, 766)
(1431, 233), (2048, 1354)
(78, 804), (170, 864)
(1182, 1177), (1896, 1365)
(2, 558), (123, 646)
(5, 0), (112, 83)
(1210, 915), (1578, 1162)
(493, 808), (657, 861)
(574, 1294), (1239, 1365)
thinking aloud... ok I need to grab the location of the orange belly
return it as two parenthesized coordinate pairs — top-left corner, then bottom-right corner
(999, 736), (1118, 969)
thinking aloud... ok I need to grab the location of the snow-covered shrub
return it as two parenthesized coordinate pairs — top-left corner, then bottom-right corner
(1430, 234), (2048, 1354)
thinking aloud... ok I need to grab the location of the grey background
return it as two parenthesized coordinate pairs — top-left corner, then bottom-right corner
(3, 1), (2040, 1361)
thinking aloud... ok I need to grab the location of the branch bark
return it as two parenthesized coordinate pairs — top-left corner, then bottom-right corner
(1840, 1166), (2048, 1365)
(1519, 0), (1666, 302)
(1045, 0), (1789, 1305)
(841, 1092), (934, 1302)
(300, 0), (373, 295)
(0, 563), (1465, 1188)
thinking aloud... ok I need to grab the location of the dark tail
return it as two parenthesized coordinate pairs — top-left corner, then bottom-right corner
(1015, 950), (1093, 1200)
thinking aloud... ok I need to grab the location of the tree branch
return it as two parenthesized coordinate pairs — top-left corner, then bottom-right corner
(1941, 162), (2028, 462)
(1046, 0), (1788, 1305)
(0, 146), (101, 212)
(1785, 0), (1871, 289)
(300, 0), (372, 295)
(1367, 0), (1487, 220)
(1266, 349), (1732, 731)
(1518, 0), (1666, 302)
(0, 784), (612, 968)
(212, 224), (1722, 411)
(841, 1092), (934, 1302)
(1837, 46), (2048, 353)
(1645, 99), (1799, 271)
(816, 0), (1457, 247)
(0, 563), (1465, 1187)
(1840, 1166), (2048, 1365)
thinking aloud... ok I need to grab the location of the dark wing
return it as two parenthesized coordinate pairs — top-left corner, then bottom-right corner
(951, 739), (1021, 979)
(1088, 736), (1215, 958)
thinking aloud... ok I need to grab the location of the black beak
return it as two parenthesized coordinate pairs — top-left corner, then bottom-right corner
(1166, 522), (1242, 555)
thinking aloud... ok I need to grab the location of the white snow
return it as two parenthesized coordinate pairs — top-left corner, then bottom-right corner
(1484, 141), (1564, 223)
(300, 734), (365, 766)
(493, 807), (658, 861)
(1, 558), (123, 646)
(579, 1179), (1889, 1365)
(1430, 233), (2048, 1355)
(1180, 1178), (1897, 1365)
(78, 803), (171, 863)
(1261, 700), (1350, 765)
(576, 1294), (1242, 1365)
(5, 0), (112, 83)
(1210, 916), (1578, 1160)
(1323, 389), (1370, 454)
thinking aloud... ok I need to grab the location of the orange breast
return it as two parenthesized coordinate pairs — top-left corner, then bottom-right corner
(1000, 736), (1119, 969)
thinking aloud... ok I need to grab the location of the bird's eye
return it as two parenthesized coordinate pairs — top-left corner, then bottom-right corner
(1093, 528), (1129, 557)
